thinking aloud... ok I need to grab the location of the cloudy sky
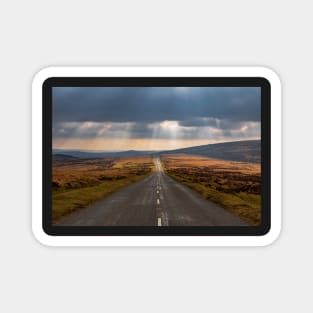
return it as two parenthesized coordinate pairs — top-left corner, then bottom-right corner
(52, 86), (261, 151)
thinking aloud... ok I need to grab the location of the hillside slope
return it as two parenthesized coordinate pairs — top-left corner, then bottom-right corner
(162, 140), (261, 163)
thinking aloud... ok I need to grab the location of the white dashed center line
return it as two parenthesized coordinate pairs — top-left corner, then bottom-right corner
(157, 217), (162, 226)
(157, 190), (159, 194)
(157, 198), (160, 205)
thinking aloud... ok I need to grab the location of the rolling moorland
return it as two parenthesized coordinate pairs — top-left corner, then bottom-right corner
(52, 155), (154, 222)
(161, 140), (260, 163)
(161, 154), (261, 225)
(52, 140), (261, 225)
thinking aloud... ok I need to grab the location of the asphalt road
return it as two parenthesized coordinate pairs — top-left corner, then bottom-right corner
(56, 157), (247, 226)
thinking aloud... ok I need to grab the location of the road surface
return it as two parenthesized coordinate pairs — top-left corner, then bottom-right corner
(56, 157), (247, 226)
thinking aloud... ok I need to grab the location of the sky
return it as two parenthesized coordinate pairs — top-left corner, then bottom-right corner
(52, 86), (261, 151)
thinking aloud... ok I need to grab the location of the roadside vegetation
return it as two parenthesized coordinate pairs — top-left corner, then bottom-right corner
(52, 155), (153, 223)
(161, 154), (261, 226)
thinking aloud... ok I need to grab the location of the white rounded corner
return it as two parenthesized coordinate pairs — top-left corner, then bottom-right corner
(31, 223), (51, 247)
(32, 66), (55, 85)
(256, 66), (282, 93)
(259, 223), (282, 247)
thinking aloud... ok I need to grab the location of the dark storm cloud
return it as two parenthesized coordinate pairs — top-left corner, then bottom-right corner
(52, 87), (260, 124)
(52, 87), (261, 141)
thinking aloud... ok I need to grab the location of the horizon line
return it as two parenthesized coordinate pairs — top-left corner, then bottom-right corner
(53, 138), (260, 153)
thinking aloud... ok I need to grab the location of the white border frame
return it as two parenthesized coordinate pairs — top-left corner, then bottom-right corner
(32, 67), (281, 246)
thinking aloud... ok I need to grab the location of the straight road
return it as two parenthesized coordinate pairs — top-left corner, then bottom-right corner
(56, 157), (246, 226)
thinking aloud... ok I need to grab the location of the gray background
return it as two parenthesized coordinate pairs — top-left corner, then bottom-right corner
(0, 0), (311, 312)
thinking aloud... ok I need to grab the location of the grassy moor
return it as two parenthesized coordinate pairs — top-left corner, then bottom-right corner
(52, 155), (154, 223)
(161, 154), (261, 225)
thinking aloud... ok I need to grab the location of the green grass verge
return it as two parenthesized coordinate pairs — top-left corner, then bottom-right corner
(52, 174), (148, 222)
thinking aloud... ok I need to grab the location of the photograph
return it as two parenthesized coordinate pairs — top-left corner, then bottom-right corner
(52, 86), (261, 227)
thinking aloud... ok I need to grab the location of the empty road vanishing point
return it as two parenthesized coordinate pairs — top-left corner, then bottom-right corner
(56, 157), (247, 226)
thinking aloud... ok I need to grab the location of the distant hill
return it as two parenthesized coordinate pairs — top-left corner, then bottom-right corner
(53, 140), (261, 163)
(53, 154), (78, 160)
(52, 149), (158, 159)
(161, 140), (261, 163)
